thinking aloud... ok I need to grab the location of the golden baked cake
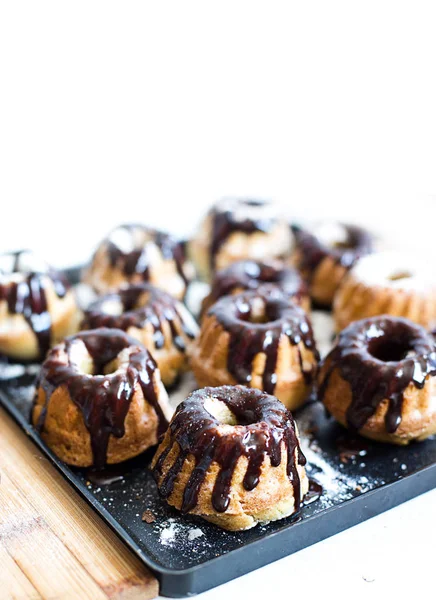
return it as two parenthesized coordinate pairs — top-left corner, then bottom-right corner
(201, 259), (310, 317)
(334, 252), (436, 331)
(32, 328), (172, 468)
(84, 224), (192, 299)
(190, 198), (292, 281)
(318, 316), (436, 444)
(191, 290), (319, 410)
(291, 221), (373, 306)
(82, 283), (198, 386)
(151, 385), (308, 531)
(0, 250), (79, 360)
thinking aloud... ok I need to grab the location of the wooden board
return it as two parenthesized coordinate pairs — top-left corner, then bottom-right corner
(0, 406), (159, 600)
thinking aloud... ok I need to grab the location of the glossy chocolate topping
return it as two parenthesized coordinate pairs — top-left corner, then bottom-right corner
(34, 328), (168, 468)
(209, 199), (276, 269)
(152, 385), (306, 513)
(291, 223), (373, 278)
(203, 259), (308, 313)
(318, 317), (436, 433)
(102, 224), (188, 286)
(82, 284), (197, 353)
(208, 290), (319, 394)
(0, 250), (69, 358)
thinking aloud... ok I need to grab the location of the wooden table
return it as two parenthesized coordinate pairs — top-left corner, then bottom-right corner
(0, 407), (158, 600)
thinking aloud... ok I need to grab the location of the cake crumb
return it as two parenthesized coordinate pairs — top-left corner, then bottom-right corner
(142, 510), (156, 524)
(160, 519), (179, 545)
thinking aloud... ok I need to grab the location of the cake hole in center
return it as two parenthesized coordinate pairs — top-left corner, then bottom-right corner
(248, 313), (271, 324)
(103, 359), (120, 375)
(388, 270), (413, 281)
(368, 339), (413, 362)
(204, 398), (238, 425)
(243, 199), (264, 207)
(332, 240), (355, 250)
(101, 299), (124, 316)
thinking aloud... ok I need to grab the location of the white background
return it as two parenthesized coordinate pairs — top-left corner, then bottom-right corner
(1, 3), (436, 599)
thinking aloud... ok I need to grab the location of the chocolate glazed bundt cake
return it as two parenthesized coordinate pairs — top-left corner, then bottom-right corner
(318, 316), (436, 444)
(84, 224), (192, 299)
(191, 290), (319, 410)
(291, 221), (373, 306)
(334, 252), (436, 331)
(201, 259), (310, 317)
(190, 198), (293, 280)
(32, 328), (172, 468)
(81, 283), (198, 387)
(151, 385), (308, 531)
(0, 250), (79, 360)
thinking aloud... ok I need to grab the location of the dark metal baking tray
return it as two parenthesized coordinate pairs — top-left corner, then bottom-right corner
(1, 267), (436, 597)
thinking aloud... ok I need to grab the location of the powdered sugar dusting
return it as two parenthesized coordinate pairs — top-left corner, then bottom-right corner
(158, 518), (205, 547)
(188, 527), (204, 541)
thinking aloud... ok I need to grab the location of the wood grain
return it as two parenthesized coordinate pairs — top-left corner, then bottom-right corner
(0, 407), (159, 600)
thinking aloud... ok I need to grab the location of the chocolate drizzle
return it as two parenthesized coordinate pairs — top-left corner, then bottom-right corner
(208, 291), (319, 394)
(152, 386), (306, 514)
(0, 250), (69, 358)
(35, 328), (168, 468)
(82, 284), (197, 353)
(304, 480), (323, 505)
(203, 259), (308, 314)
(318, 317), (436, 433)
(103, 224), (188, 286)
(291, 223), (373, 280)
(209, 199), (275, 269)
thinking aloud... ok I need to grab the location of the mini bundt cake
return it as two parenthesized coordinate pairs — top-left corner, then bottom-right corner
(0, 250), (79, 360)
(334, 252), (436, 331)
(191, 290), (319, 410)
(190, 198), (293, 281)
(151, 385), (308, 531)
(81, 283), (198, 386)
(318, 316), (436, 444)
(32, 328), (172, 468)
(84, 224), (192, 299)
(291, 221), (373, 306)
(201, 259), (310, 316)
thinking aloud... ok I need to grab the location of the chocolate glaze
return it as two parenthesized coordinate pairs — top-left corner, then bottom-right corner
(209, 199), (276, 269)
(208, 290), (319, 394)
(318, 317), (436, 433)
(0, 250), (69, 358)
(102, 224), (188, 286)
(152, 385), (306, 514)
(82, 284), (197, 353)
(34, 328), (168, 468)
(304, 479), (323, 505)
(291, 223), (373, 279)
(203, 259), (308, 315)
(87, 468), (125, 486)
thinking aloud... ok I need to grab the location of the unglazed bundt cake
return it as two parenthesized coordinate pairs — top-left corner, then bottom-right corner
(318, 316), (436, 444)
(334, 252), (436, 331)
(190, 198), (293, 281)
(81, 283), (198, 386)
(84, 224), (192, 299)
(32, 328), (172, 468)
(191, 290), (319, 410)
(0, 250), (79, 360)
(291, 221), (373, 306)
(201, 259), (310, 317)
(151, 385), (308, 531)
